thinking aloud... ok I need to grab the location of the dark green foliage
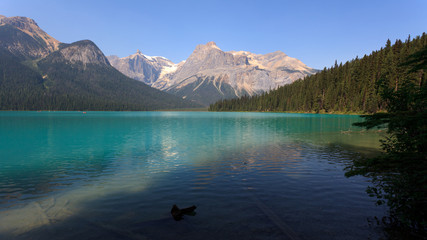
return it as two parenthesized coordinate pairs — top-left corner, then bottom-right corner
(208, 34), (427, 235)
(346, 46), (427, 235)
(209, 33), (427, 114)
(0, 49), (48, 109)
(38, 57), (201, 110)
(0, 47), (201, 111)
(0, 23), (201, 111)
(166, 76), (245, 106)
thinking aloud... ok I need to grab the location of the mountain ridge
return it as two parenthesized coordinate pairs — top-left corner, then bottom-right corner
(0, 14), (316, 108)
(0, 15), (201, 110)
(107, 49), (175, 85)
(208, 34), (427, 113)
(0, 15), (59, 59)
(109, 41), (317, 106)
(48, 40), (110, 67)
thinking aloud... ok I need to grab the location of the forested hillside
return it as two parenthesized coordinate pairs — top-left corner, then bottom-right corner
(0, 50), (202, 111)
(0, 17), (202, 111)
(209, 33), (427, 113)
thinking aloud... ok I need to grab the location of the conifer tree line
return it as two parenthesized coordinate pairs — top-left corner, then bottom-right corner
(346, 42), (427, 234)
(0, 49), (200, 111)
(209, 33), (427, 113)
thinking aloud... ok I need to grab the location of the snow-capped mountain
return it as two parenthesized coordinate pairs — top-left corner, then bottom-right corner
(108, 42), (317, 106)
(107, 50), (176, 86)
(0, 15), (201, 110)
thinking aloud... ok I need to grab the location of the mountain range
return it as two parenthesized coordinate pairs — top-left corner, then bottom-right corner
(0, 15), (200, 110)
(108, 42), (317, 106)
(0, 15), (316, 109)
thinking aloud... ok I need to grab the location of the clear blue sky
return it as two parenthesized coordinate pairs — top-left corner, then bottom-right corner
(1, 0), (426, 69)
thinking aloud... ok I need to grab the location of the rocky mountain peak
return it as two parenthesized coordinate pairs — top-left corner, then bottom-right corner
(0, 15), (60, 58)
(272, 50), (286, 56)
(108, 41), (316, 106)
(206, 41), (216, 46)
(206, 41), (218, 48)
(0, 16), (39, 30)
(264, 50), (288, 59)
(171, 42), (239, 81)
(195, 41), (222, 52)
(106, 50), (176, 86)
(56, 40), (110, 66)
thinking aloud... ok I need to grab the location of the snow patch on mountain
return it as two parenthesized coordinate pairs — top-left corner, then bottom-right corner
(108, 42), (317, 106)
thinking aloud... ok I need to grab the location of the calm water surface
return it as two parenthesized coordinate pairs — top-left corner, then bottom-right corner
(0, 111), (386, 239)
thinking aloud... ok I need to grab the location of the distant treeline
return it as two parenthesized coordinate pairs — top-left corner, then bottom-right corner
(0, 49), (200, 111)
(209, 33), (427, 113)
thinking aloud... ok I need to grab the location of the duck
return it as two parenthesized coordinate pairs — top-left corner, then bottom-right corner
(171, 204), (197, 221)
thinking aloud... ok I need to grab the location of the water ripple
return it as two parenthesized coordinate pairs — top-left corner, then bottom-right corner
(0, 112), (385, 239)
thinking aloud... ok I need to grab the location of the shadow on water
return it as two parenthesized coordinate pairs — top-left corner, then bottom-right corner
(322, 143), (426, 240)
(0, 112), (392, 239)
(0, 181), (283, 240)
(0, 141), (389, 240)
(324, 142), (382, 159)
(0, 191), (192, 240)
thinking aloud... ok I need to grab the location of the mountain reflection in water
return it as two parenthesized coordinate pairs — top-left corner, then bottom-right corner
(0, 112), (386, 239)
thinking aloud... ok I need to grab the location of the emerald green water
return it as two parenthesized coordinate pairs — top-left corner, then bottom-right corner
(0, 111), (386, 239)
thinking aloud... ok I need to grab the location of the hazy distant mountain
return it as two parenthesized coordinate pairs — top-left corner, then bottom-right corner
(109, 42), (317, 106)
(107, 50), (175, 85)
(0, 15), (201, 110)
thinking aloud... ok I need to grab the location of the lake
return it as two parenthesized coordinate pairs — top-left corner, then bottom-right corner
(0, 111), (387, 239)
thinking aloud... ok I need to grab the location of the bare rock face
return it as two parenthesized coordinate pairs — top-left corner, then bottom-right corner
(169, 41), (249, 83)
(0, 16), (109, 67)
(107, 50), (174, 85)
(160, 42), (317, 105)
(109, 42), (317, 106)
(57, 40), (110, 66)
(0, 15), (60, 59)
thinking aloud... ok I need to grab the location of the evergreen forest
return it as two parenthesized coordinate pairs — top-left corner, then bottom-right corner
(209, 35), (427, 235)
(346, 45), (426, 236)
(0, 48), (201, 111)
(209, 34), (427, 114)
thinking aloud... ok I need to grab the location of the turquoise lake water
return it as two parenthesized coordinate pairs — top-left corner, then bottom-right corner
(0, 111), (387, 239)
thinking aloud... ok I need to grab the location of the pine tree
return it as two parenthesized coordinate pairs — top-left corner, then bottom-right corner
(346, 46), (427, 234)
(209, 34), (427, 114)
